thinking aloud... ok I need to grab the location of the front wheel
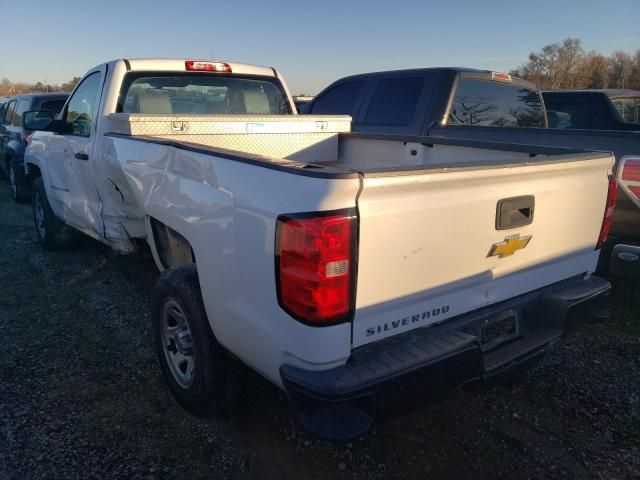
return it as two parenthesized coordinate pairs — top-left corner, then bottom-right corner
(152, 265), (242, 416)
(32, 177), (75, 250)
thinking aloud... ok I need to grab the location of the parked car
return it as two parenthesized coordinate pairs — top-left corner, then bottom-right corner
(307, 68), (640, 247)
(0, 93), (68, 201)
(543, 89), (640, 131)
(24, 59), (613, 440)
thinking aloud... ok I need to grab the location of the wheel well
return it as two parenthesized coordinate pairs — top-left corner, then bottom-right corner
(149, 217), (195, 270)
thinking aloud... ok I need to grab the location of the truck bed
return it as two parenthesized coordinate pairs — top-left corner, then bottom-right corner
(103, 125), (614, 351)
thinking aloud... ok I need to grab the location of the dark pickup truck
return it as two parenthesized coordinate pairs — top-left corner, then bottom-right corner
(0, 92), (68, 202)
(305, 68), (640, 245)
(543, 89), (640, 131)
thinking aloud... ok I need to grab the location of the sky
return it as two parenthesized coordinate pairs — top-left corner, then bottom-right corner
(0, 0), (638, 95)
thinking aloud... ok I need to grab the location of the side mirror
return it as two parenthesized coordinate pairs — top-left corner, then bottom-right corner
(23, 110), (54, 131)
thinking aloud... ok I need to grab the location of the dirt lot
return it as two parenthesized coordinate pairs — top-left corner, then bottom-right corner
(0, 180), (638, 480)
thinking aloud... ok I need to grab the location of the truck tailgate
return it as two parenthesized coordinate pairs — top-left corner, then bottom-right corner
(353, 154), (612, 347)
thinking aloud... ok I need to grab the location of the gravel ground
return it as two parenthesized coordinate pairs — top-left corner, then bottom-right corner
(0, 180), (638, 480)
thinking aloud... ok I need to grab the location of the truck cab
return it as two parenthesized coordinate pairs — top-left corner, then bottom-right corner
(543, 89), (640, 131)
(306, 68), (547, 135)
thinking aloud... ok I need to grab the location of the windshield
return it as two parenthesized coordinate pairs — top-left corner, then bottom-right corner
(611, 97), (640, 124)
(118, 72), (292, 115)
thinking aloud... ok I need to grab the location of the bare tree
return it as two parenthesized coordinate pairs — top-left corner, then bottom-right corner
(609, 51), (634, 89)
(580, 52), (610, 89)
(631, 50), (640, 90)
(513, 38), (585, 90)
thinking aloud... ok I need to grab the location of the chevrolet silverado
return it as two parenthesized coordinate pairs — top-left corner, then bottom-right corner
(23, 59), (614, 440)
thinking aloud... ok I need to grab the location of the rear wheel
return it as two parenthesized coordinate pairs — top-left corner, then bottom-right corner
(32, 177), (75, 250)
(152, 265), (242, 416)
(9, 161), (29, 203)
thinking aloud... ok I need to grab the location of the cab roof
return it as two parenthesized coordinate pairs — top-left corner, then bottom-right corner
(114, 58), (277, 78)
(330, 67), (537, 90)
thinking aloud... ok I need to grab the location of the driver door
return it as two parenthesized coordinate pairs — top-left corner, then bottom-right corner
(45, 68), (106, 240)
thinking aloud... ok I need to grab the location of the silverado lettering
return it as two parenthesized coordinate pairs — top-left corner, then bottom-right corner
(365, 305), (451, 337)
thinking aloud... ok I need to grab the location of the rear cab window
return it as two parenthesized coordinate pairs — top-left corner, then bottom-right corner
(543, 97), (589, 129)
(448, 78), (545, 128)
(118, 73), (292, 115)
(612, 97), (640, 125)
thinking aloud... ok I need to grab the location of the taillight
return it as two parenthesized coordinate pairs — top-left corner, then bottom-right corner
(596, 176), (617, 249)
(491, 72), (512, 82)
(185, 60), (232, 72)
(618, 156), (640, 203)
(276, 209), (357, 325)
(621, 159), (640, 182)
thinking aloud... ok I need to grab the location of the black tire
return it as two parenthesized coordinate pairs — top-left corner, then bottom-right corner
(32, 176), (75, 250)
(9, 160), (30, 203)
(0, 158), (7, 180)
(152, 264), (242, 416)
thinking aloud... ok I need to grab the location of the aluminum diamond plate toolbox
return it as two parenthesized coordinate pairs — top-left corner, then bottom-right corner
(106, 114), (351, 162)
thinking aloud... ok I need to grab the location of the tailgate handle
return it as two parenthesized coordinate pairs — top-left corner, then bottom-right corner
(496, 196), (535, 230)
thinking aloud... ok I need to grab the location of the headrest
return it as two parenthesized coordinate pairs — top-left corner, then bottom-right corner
(243, 91), (270, 114)
(137, 92), (172, 114)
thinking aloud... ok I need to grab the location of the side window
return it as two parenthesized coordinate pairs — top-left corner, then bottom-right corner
(310, 81), (365, 116)
(363, 77), (425, 126)
(65, 72), (101, 136)
(3, 100), (16, 125)
(544, 99), (588, 129)
(448, 79), (545, 128)
(13, 100), (31, 128)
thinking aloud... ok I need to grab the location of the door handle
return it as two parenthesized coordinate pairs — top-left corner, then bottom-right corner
(496, 195), (535, 230)
(74, 152), (89, 161)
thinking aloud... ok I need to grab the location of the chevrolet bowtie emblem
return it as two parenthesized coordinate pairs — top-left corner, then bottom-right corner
(488, 234), (532, 258)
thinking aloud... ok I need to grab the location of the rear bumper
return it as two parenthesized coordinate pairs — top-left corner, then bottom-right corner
(280, 275), (610, 441)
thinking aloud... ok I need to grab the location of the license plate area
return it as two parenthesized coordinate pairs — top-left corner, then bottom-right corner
(480, 310), (519, 352)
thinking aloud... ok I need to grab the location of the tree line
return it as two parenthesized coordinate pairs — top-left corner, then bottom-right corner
(0, 76), (81, 96)
(1, 38), (639, 97)
(510, 38), (639, 90)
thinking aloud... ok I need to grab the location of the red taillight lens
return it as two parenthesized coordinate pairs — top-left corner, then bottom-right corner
(185, 60), (232, 72)
(276, 210), (356, 325)
(596, 177), (617, 249)
(491, 72), (512, 82)
(621, 159), (640, 182)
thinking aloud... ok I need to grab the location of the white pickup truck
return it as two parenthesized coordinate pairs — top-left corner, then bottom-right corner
(23, 58), (615, 440)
